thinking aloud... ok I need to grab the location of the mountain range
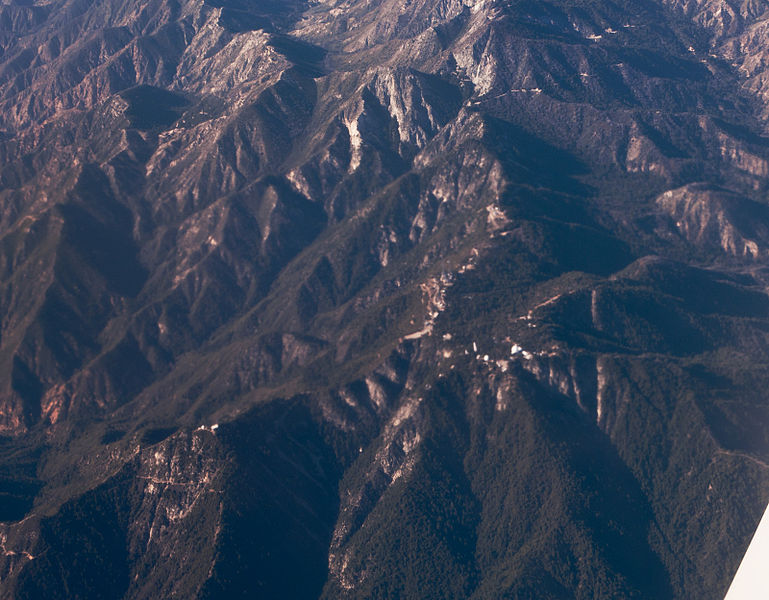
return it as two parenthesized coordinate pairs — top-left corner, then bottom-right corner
(2, 0), (769, 597)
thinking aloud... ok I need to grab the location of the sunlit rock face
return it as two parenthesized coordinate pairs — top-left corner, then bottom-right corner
(2, 0), (769, 597)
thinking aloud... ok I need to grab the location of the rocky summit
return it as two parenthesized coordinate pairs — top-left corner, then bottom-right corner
(1, 0), (769, 597)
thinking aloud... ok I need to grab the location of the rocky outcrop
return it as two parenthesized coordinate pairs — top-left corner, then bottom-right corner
(657, 184), (769, 258)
